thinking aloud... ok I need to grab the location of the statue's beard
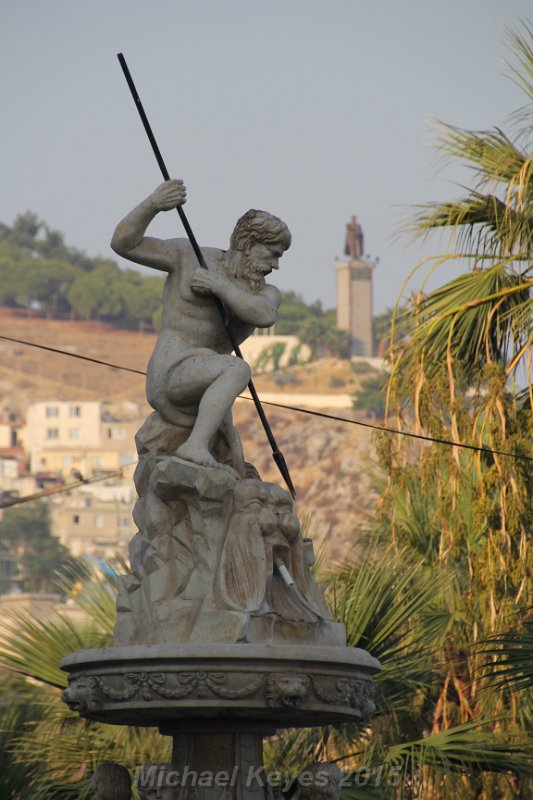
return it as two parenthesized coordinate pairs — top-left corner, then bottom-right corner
(226, 252), (266, 294)
(234, 253), (267, 293)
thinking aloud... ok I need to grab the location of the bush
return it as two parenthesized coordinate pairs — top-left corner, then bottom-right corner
(351, 360), (374, 375)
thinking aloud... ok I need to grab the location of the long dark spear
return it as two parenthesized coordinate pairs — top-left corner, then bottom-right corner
(117, 52), (295, 498)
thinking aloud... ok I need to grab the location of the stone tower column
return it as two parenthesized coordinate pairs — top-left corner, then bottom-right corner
(335, 216), (376, 357)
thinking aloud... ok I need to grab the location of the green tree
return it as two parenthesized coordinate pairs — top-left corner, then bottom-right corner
(18, 259), (78, 315)
(373, 308), (397, 357)
(352, 374), (387, 417)
(324, 326), (351, 359)
(8, 212), (42, 250)
(297, 317), (329, 360)
(254, 341), (287, 373)
(67, 261), (125, 321)
(0, 257), (25, 307)
(0, 502), (74, 593)
(120, 269), (163, 328)
(275, 291), (323, 335)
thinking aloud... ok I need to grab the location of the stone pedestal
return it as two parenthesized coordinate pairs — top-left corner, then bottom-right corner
(62, 644), (379, 798)
(61, 418), (381, 797)
(168, 728), (272, 800)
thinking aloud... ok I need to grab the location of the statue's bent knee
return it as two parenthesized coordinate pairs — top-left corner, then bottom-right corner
(230, 358), (252, 387)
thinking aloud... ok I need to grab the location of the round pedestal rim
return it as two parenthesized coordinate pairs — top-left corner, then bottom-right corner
(61, 642), (380, 673)
(60, 642), (380, 729)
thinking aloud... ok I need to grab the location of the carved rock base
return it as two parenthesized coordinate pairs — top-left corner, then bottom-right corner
(61, 643), (380, 729)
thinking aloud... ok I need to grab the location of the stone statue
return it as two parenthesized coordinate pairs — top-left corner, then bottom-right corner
(91, 763), (132, 800)
(110, 179), (344, 648)
(344, 214), (364, 259)
(136, 763), (176, 800)
(111, 180), (291, 475)
(298, 763), (343, 800)
(62, 676), (103, 714)
(114, 457), (343, 645)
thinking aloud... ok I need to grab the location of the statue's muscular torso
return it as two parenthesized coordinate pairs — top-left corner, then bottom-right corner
(146, 240), (256, 414)
(159, 241), (253, 352)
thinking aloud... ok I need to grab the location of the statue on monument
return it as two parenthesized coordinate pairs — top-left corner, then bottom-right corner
(344, 214), (364, 259)
(111, 179), (290, 476)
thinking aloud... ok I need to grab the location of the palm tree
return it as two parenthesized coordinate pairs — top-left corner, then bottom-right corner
(391, 24), (533, 405)
(372, 22), (533, 800)
(0, 563), (170, 799)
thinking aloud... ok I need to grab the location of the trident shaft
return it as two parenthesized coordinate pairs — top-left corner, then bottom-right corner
(116, 53), (296, 498)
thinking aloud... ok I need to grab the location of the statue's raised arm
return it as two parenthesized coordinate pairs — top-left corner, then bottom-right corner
(111, 179), (187, 272)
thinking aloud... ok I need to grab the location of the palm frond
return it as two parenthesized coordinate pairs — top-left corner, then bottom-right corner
(57, 557), (122, 636)
(392, 263), (532, 382)
(383, 719), (533, 777)
(478, 620), (533, 691)
(407, 193), (533, 258)
(505, 21), (533, 105)
(0, 611), (108, 688)
(0, 674), (46, 796)
(433, 123), (529, 186)
(328, 547), (450, 713)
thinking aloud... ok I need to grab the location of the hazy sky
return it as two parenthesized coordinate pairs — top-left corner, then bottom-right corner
(2, 1), (531, 314)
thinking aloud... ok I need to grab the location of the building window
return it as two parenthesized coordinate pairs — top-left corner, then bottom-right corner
(68, 428), (80, 440)
(63, 456), (74, 469)
(107, 427), (126, 441)
(72, 515), (80, 524)
(95, 515), (104, 529)
(91, 456), (103, 469)
(46, 428), (59, 439)
(46, 406), (59, 418)
(69, 406), (81, 417)
(119, 516), (131, 528)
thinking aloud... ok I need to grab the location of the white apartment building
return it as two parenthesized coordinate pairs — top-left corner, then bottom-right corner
(51, 486), (135, 559)
(20, 401), (138, 478)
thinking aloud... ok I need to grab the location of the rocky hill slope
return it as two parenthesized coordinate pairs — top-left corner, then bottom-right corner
(0, 308), (380, 559)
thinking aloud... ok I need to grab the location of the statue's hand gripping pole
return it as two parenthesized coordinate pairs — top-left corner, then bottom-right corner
(117, 53), (296, 499)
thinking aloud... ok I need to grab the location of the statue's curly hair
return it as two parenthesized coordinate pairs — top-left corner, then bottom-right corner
(91, 763), (132, 800)
(230, 210), (291, 252)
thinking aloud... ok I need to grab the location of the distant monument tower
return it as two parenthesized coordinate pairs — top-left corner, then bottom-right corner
(335, 215), (376, 357)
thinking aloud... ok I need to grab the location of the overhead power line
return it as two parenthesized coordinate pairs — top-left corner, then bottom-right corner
(1, 333), (532, 464)
(250, 398), (533, 462)
(0, 334), (145, 375)
(0, 465), (135, 509)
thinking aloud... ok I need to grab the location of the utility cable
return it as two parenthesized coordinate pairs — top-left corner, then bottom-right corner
(0, 464), (136, 509)
(1, 333), (532, 463)
(0, 335), (145, 375)
(247, 397), (533, 462)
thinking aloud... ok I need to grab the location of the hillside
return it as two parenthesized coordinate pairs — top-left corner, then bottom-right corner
(0, 308), (379, 559)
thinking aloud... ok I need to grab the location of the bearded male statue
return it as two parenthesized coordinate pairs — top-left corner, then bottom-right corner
(111, 180), (290, 474)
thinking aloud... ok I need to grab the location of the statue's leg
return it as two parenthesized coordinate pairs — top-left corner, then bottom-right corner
(167, 354), (251, 468)
(218, 410), (247, 474)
